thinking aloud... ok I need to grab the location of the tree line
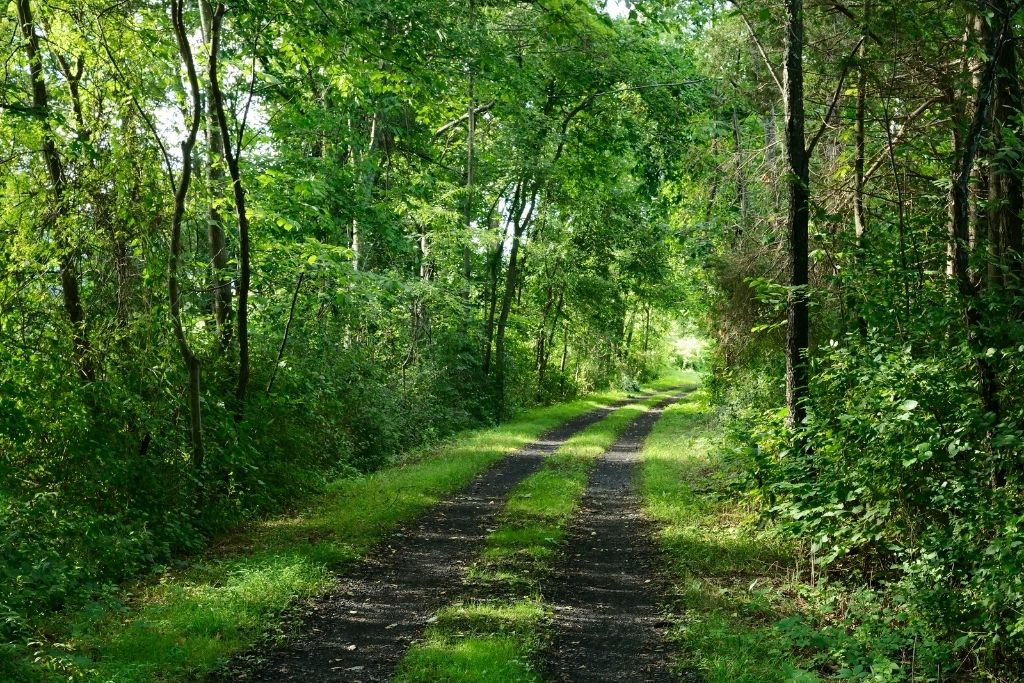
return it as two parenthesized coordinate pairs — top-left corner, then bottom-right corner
(690, 0), (1024, 675)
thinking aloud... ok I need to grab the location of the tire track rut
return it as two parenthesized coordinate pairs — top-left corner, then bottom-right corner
(543, 392), (687, 683)
(219, 393), (656, 682)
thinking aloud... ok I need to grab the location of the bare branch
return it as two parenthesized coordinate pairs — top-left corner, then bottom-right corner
(434, 100), (496, 138)
(806, 36), (865, 157)
(732, 0), (783, 95)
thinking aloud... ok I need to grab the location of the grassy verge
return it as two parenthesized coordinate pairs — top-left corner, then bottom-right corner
(639, 388), (818, 682)
(16, 388), (650, 683)
(395, 378), (699, 683)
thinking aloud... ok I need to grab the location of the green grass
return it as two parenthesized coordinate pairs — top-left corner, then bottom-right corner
(21, 388), (644, 683)
(639, 389), (818, 683)
(393, 600), (546, 683)
(395, 375), (701, 683)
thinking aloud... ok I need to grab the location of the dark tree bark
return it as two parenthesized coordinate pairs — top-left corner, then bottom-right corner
(208, 3), (253, 420)
(849, 3), (869, 336)
(494, 180), (539, 418)
(536, 282), (562, 395)
(481, 195), (504, 375)
(200, 0), (232, 348)
(169, 0), (206, 468)
(988, 0), (1023, 290)
(949, 5), (1020, 485)
(482, 238), (501, 375)
(543, 288), (564, 371)
(266, 271), (305, 396)
(852, 2), (868, 249)
(782, 0), (811, 428)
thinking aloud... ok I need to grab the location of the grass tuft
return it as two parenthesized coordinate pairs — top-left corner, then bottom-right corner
(393, 597), (549, 683)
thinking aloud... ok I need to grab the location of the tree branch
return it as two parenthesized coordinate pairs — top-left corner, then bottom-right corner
(732, 0), (784, 95)
(434, 100), (496, 138)
(806, 36), (864, 157)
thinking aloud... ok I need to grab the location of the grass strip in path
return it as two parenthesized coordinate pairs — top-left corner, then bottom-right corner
(542, 391), (689, 682)
(394, 378), (698, 683)
(219, 390), (662, 683)
(25, 389), (647, 683)
(639, 389), (813, 682)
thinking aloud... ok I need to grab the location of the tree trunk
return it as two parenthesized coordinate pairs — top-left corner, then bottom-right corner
(621, 300), (637, 361)
(536, 284), (554, 380)
(462, 0), (476, 302)
(949, 9), (1006, 463)
(494, 228), (521, 418)
(732, 106), (748, 241)
(543, 288), (564, 372)
(169, 0), (206, 468)
(207, 3), (252, 420)
(782, 0), (811, 428)
(494, 180), (539, 417)
(17, 0), (93, 381)
(352, 111), (383, 272)
(482, 234), (501, 375)
(536, 283), (562, 395)
(200, 0), (232, 348)
(988, 0), (1023, 291)
(850, 6), (869, 335)
(853, 3), (868, 247)
(642, 304), (651, 355)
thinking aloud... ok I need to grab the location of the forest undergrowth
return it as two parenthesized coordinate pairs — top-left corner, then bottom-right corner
(3, 384), (684, 681)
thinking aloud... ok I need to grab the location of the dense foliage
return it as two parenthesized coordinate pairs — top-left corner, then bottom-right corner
(0, 0), (696, 655)
(679, 0), (1024, 678)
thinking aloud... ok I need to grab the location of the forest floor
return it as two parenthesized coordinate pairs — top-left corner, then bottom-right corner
(19, 372), (821, 682)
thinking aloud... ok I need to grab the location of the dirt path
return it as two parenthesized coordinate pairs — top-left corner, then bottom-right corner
(543, 392), (685, 682)
(218, 393), (654, 683)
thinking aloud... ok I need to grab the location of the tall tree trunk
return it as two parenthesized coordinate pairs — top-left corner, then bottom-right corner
(494, 180), (539, 417)
(482, 236), (501, 375)
(536, 282), (563, 395)
(559, 328), (569, 376)
(462, 0), (476, 303)
(852, 3), (868, 248)
(17, 0), (93, 381)
(988, 0), (1023, 291)
(207, 3), (252, 420)
(621, 299), (637, 361)
(850, 5), (869, 335)
(200, 0), (232, 347)
(494, 230), (521, 418)
(169, 0), (206, 468)
(352, 111), (383, 272)
(642, 304), (651, 355)
(950, 8), (1007, 467)
(732, 105), (748, 241)
(782, 0), (811, 428)
(266, 271), (305, 395)
(543, 288), (564, 372)
(536, 284), (554, 380)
